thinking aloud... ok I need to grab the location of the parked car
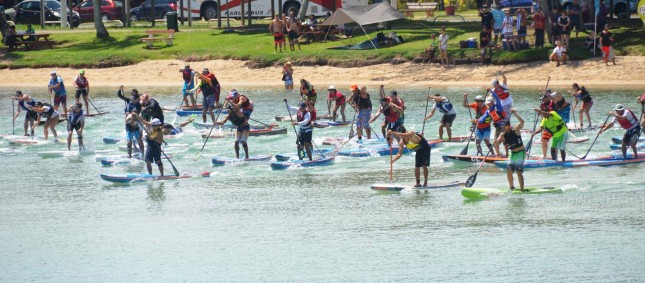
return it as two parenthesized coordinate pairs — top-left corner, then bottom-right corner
(498, 0), (533, 10)
(73, 0), (123, 22)
(7, 0), (80, 27)
(129, 0), (177, 22)
(560, 0), (637, 18)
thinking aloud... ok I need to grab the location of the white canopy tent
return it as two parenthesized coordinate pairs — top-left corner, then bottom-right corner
(318, 2), (405, 49)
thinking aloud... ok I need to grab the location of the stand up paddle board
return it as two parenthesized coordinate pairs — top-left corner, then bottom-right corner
(461, 187), (563, 199)
(211, 155), (272, 166)
(371, 181), (465, 192)
(612, 136), (645, 144)
(100, 173), (191, 183)
(270, 156), (335, 170)
(85, 112), (109, 117)
(103, 137), (123, 144)
(275, 149), (332, 161)
(610, 143), (645, 150)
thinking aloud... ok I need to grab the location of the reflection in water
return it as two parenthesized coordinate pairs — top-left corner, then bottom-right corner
(147, 183), (166, 208)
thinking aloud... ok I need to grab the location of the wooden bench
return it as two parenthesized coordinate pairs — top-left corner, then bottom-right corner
(141, 29), (175, 48)
(403, 2), (438, 18)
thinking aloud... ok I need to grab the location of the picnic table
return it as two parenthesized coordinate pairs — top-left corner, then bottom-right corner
(402, 2), (439, 17)
(141, 29), (175, 48)
(14, 32), (55, 50)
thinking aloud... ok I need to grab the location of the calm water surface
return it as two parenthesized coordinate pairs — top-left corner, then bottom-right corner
(0, 86), (643, 282)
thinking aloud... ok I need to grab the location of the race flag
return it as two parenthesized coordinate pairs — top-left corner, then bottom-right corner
(595, 0), (600, 16)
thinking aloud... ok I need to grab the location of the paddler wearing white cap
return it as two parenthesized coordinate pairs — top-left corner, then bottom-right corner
(327, 85), (346, 122)
(599, 104), (641, 159)
(131, 114), (165, 175)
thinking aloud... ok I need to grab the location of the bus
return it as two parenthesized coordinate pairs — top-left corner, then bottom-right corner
(179, 0), (369, 21)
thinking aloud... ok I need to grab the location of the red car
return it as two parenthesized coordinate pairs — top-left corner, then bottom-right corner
(73, 0), (123, 22)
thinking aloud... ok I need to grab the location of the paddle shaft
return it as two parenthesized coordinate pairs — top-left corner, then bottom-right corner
(389, 143), (393, 182)
(568, 93), (577, 127)
(465, 149), (492, 187)
(421, 87), (431, 135)
(12, 99), (15, 135)
(195, 103), (224, 159)
(135, 119), (179, 176)
(526, 76), (551, 158)
(87, 97), (102, 114)
(248, 117), (272, 128)
(460, 96), (475, 155)
(581, 114), (612, 159)
(284, 100), (306, 157)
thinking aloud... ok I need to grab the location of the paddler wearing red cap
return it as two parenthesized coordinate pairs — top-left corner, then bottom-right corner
(599, 104), (641, 159)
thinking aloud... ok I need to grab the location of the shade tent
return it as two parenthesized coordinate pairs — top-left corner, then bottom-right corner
(318, 2), (405, 49)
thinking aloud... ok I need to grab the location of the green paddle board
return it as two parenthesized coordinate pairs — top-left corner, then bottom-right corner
(461, 187), (563, 199)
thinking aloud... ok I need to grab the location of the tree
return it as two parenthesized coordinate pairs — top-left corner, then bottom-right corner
(94, 0), (110, 38)
(298, 0), (309, 21)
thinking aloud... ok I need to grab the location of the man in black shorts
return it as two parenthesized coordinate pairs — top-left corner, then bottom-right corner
(424, 94), (457, 140)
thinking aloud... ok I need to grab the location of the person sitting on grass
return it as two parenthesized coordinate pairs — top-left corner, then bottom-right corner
(549, 40), (568, 66)
(423, 33), (438, 63)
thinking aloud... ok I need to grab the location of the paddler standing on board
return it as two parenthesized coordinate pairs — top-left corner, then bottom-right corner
(292, 102), (314, 161)
(30, 101), (59, 141)
(490, 73), (513, 117)
(131, 114), (165, 176)
(193, 68), (221, 122)
(214, 97), (251, 160)
(531, 108), (569, 161)
(599, 104), (641, 159)
(494, 109), (527, 192)
(118, 87), (144, 159)
(479, 95), (506, 157)
(12, 90), (38, 137)
(369, 97), (404, 146)
(388, 128), (431, 188)
(464, 93), (493, 156)
(140, 93), (165, 123)
(66, 102), (85, 151)
(424, 94), (457, 140)
(327, 85), (346, 123)
(179, 63), (196, 109)
(228, 89), (254, 120)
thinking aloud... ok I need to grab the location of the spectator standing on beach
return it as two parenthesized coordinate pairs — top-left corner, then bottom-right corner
(567, 0), (585, 38)
(599, 25), (616, 66)
(533, 7), (546, 48)
(558, 10), (571, 48)
(283, 62), (294, 90)
(491, 4), (505, 48)
(515, 8), (528, 49)
(269, 14), (285, 53)
(549, 7), (561, 46)
(438, 26), (449, 68)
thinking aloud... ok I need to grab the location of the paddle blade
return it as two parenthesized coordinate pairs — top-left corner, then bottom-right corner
(172, 166), (179, 177)
(349, 127), (354, 139)
(465, 172), (478, 188)
(193, 152), (202, 161)
(460, 145), (468, 155)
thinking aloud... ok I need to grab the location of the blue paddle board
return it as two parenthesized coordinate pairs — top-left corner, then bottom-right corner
(211, 155), (273, 166)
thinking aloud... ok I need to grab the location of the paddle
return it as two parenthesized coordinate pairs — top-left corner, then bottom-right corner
(389, 142), (393, 183)
(525, 77), (551, 159)
(248, 117), (273, 129)
(284, 99), (306, 160)
(465, 149), (492, 188)
(12, 98), (15, 135)
(311, 139), (327, 159)
(327, 98), (332, 119)
(135, 119), (179, 177)
(568, 93), (577, 128)
(581, 114), (612, 159)
(421, 87), (431, 135)
(86, 98), (103, 116)
(193, 102), (224, 160)
(348, 95), (360, 138)
(460, 95), (475, 155)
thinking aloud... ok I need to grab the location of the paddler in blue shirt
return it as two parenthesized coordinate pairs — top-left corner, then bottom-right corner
(12, 90), (38, 136)
(214, 98), (251, 160)
(388, 128), (431, 188)
(66, 102), (85, 151)
(424, 94), (457, 140)
(480, 95), (508, 157)
(494, 109), (527, 192)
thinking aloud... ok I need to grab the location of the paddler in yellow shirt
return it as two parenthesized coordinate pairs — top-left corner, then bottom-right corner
(131, 113), (165, 176)
(388, 128), (431, 188)
(530, 108), (569, 161)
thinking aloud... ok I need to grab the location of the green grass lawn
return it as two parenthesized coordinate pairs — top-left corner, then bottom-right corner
(1, 19), (643, 69)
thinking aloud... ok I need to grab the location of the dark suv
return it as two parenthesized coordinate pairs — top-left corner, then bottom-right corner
(129, 0), (176, 22)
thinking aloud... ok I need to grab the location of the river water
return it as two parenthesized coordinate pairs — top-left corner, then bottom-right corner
(0, 86), (643, 282)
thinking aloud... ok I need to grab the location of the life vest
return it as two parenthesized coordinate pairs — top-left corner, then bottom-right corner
(19, 99), (36, 111)
(201, 80), (215, 96)
(490, 109), (506, 126)
(540, 100), (554, 112)
(503, 129), (524, 150)
(577, 88), (592, 103)
(617, 109), (639, 130)
(405, 133), (429, 152)
(41, 103), (55, 118)
(50, 76), (65, 92)
(75, 75), (88, 89)
(69, 109), (84, 124)
(493, 86), (509, 100)
(182, 68), (193, 83)
(383, 106), (399, 123)
(435, 99), (454, 114)
(240, 95), (253, 111)
(229, 110), (246, 126)
(297, 109), (312, 128)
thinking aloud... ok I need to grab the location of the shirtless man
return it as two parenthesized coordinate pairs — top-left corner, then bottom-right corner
(268, 15), (285, 53)
(286, 11), (302, 51)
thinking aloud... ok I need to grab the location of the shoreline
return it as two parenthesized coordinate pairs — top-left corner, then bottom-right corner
(1, 57), (643, 89)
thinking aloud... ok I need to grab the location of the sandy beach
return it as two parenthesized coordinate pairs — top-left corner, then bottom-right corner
(1, 56), (644, 89)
